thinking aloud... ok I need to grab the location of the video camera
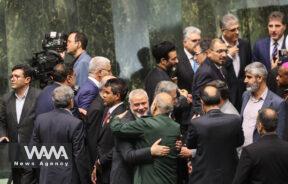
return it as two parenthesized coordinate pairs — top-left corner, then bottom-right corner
(31, 32), (67, 88)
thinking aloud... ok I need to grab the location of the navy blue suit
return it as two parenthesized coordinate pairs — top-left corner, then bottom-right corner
(253, 37), (286, 71)
(35, 82), (60, 116)
(253, 37), (271, 70)
(75, 78), (99, 110)
(241, 90), (286, 141)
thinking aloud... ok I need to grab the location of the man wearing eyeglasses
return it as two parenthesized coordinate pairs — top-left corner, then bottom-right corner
(220, 13), (252, 112)
(192, 38), (228, 114)
(0, 64), (41, 184)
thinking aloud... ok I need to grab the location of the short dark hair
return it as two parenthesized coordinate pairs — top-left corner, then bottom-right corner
(268, 11), (286, 25)
(200, 85), (221, 105)
(152, 41), (176, 64)
(70, 31), (88, 50)
(207, 80), (229, 100)
(104, 78), (128, 101)
(12, 64), (34, 79)
(52, 63), (74, 83)
(257, 107), (278, 132)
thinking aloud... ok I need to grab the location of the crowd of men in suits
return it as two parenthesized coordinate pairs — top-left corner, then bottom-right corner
(0, 10), (288, 184)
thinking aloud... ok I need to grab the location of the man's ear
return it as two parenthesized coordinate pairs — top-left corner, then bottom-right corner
(24, 76), (31, 84)
(160, 58), (167, 64)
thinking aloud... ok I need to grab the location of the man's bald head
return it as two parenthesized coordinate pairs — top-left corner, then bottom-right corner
(200, 85), (221, 106)
(151, 92), (174, 116)
(257, 107), (278, 133)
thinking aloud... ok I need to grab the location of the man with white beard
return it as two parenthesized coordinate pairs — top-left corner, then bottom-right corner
(240, 62), (285, 146)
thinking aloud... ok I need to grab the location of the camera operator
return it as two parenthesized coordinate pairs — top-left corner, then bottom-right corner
(67, 31), (92, 87)
(31, 32), (68, 89)
(35, 63), (76, 116)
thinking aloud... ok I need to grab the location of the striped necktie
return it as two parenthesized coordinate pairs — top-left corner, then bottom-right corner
(272, 42), (278, 60)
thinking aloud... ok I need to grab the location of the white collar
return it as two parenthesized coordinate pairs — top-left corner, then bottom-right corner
(222, 35), (239, 47)
(184, 48), (194, 60)
(88, 76), (101, 88)
(270, 35), (284, 47)
(15, 86), (29, 100)
(108, 102), (124, 114)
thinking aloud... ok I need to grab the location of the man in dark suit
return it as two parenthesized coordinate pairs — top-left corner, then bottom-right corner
(35, 63), (75, 116)
(31, 85), (89, 184)
(186, 85), (244, 184)
(75, 56), (111, 113)
(241, 62), (285, 146)
(85, 75), (115, 167)
(176, 26), (202, 94)
(110, 89), (170, 184)
(233, 107), (288, 184)
(144, 41), (178, 104)
(91, 78), (128, 184)
(253, 11), (287, 71)
(111, 92), (180, 184)
(220, 13), (252, 112)
(192, 38), (228, 114)
(0, 64), (41, 184)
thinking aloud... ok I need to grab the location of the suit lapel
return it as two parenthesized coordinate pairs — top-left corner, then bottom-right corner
(97, 104), (126, 140)
(240, 92), (250, 115)
(182, 51), (194, 74)
(262, 90), (272, 108)
(8, 94), (18, 126)
(19, 88), (33, 125)
(264, 38), (271, 69)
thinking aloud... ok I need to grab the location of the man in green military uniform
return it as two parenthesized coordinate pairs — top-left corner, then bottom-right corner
(110, 92), (180, 184)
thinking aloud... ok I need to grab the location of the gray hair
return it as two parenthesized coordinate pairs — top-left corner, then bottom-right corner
(89, 56), (111, 74)
(183, 26), (201, 40)
(245, 62), (268, 79)
(154, 81), (178, 96)
(128, 89), (148, 104)
(154, 92), (174, 114)
(220, 13), (239, 29)
(52, 85), (74, 108)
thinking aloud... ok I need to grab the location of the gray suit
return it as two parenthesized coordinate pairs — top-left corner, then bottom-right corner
(241, 89), (285, 141)
(0, 87), (41, 184)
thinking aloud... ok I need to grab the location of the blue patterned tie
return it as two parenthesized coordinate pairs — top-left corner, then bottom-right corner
(272, 42), (278, 60)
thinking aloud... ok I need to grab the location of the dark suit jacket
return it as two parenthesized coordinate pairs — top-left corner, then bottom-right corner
(0, 87), (41, 143)
(284, 101), (288, 141)
(176, 49), (194, 93)
(233, 134), (288, 184)
(224, 38), (252, 112)
(96, 103), (126, 184)
(186, 109), (244, 184)
(253, 37), (286, 71)
(144, 66), (171, 104)
(241, 90), (285, 141)
(75, 78), (99, 110)
(192, 59), (227, 114)
(85, 95), (105, 166)
(110, 110), (153, 184)
(35, 82), (60, 116)
(31, 109), (90, 184)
